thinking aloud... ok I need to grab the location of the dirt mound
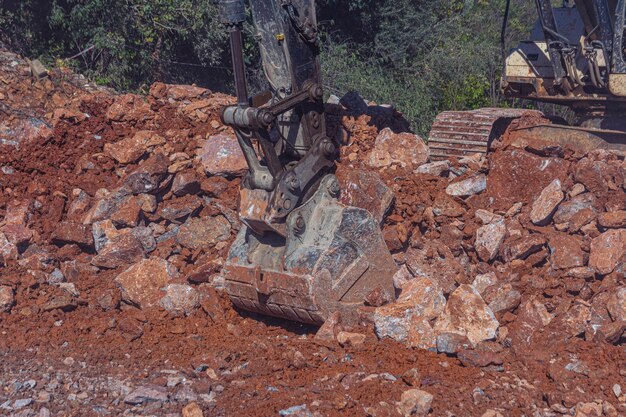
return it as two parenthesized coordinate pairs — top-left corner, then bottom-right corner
(0, 49), (625, 417)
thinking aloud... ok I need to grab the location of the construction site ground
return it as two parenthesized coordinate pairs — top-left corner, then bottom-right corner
(0, 49), (625, 417)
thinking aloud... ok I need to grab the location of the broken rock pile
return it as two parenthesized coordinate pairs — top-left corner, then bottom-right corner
(1, 48), (625, 417)
(338, 98), (626, 371)
(0, 47), (242, 325)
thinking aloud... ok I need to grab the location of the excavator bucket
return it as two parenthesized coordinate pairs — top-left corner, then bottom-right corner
(222, 175), (398, 325)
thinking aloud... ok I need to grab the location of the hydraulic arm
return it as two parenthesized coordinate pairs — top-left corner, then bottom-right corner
(216, 0), (397, 325)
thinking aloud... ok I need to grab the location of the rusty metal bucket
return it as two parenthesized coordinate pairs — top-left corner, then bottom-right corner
(222, 175), (397, 325)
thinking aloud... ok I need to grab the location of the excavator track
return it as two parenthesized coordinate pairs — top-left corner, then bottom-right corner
(428, 108), (544, 160)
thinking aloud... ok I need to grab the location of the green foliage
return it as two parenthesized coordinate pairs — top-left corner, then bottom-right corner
(1, 0), (231, 90)
(0, 0), (538, 134)
(321, 0), (536, 135)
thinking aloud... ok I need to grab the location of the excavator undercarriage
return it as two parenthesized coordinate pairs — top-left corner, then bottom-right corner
(430, 0), (626, 159)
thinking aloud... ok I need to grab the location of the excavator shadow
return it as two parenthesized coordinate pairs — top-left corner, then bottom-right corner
(235, 307), (319, 335)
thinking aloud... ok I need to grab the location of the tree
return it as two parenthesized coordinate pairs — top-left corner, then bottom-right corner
(0, 0), (538, 134)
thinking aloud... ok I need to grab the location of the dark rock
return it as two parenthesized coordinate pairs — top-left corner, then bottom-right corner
(91, 233), (145, 269)
(553, 193), (596, 225)
(457, 349), (504, 368)
(41, 294), (76, 312)
(123, 386), (168, 405)
(401, 368), (422, 387)
(121, 153), (169, 195)
(502, 234), (546, 262)
(0, 286), (15, 313)
(157, 195), (203, 222)
(118, 317), (144, 342)
(171, 170), (201, 197)
(436, 333), (472, 355)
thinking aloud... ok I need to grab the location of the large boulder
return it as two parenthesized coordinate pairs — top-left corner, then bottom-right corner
(368, 128), (429, 170)
(176, 216), (231, 250)
(82, 189), (129, 225)
(436, 333), (472, 354)
(502, 234), (546, 262)
(446, 174), (487, 197)
(2, 224), (33, 248)
(574, 157), (612, 197)
(123, 385), (169, 405)
(598, 210), (626, 229)
(509, 296), (554, 348)
(0, 232), (18, 263)
(199, 134), (248, 177)
(530, 179), (564, 225)
(91, 233), (146, 269)
(104, 130), (165, 165)
(434, 284), (499, 345)
(414, 160), (450, 176)
(431, 194), (466, 218)
(150, 82), (211, 101)
(405, 243), (469, 296)
(607, 287), (626, 322)
(588, 229), (626, 275)
(373, 277), (445, 349)
(396, 389), (433, 417)
(336, 166), (395, 225)
(106, 94), (152, 123)
(472, 272), (498, 296)
(52, 221), (95, 250)
(160, 284), (200, 316)
(475, 220), (507, 262)
(484, 284), (522, 315)
(547, 233), (585, 270)
(0, 286), (15, 313)
(171, 170), (201, 197)
(120, 153), (170, 195)
(157, 195), (203, 223)
(115, 258), (179, 309)
(553, 193), (597, 232)
(484, 149), (568, 210)
(110, 196), (144, 228)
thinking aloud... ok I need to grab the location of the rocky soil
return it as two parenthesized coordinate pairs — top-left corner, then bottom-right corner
(0, 48), (625, 417)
